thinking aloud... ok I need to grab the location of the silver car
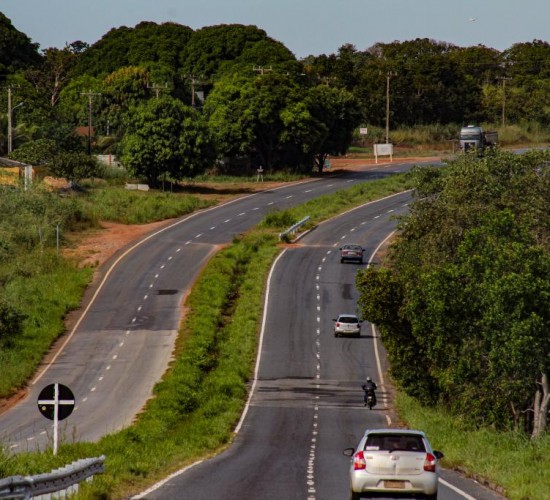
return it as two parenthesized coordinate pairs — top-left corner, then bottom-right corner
(344, 429), (443, 500)
(333, 314), (361, 337)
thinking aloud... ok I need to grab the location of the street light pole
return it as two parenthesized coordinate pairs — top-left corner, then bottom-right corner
(497, 76), (512, 127)
(7, 86), (23, 154)
(7, 86), (13, 154)
(80, 89), (101, 155)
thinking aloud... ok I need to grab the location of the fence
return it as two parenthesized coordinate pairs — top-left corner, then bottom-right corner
(0, 456), (105, 499)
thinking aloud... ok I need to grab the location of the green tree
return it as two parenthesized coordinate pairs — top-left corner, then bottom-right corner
(205, 72), (318, 172)
(9, 138), (60, 165)
(120, 96), (214, 185)
(0, 12), (41, 80)
(306, 85), (362, 170)
(49, 151), (103, 183)
(73, 21), (193, 78)
(357, 150), (550, 435)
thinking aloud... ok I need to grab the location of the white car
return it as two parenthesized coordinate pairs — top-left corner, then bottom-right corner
(333, 314), (361, 337)
(344, 429), (443, 500)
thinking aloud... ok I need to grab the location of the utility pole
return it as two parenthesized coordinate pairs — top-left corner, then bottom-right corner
(497, 76), (512, 127)
(6, 85), (21, 154)
(184, 75), (203, 108)
(80, 89), (101, 155)
(147, 82), (169, 99)
(252, 65), (272, 75)
(385, 72), (397, 144)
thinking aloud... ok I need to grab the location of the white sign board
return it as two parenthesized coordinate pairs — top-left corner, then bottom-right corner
(374, 143), (393, 163)
(359, 127), (368, 135)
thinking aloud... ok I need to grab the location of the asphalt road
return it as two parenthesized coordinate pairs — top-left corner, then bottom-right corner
(0, 161), (416, 452)
(137, 191), (505, 500)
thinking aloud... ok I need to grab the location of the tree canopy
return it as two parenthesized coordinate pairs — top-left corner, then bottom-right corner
(356, 150), (550, 436)
(120, 96), (214, 185)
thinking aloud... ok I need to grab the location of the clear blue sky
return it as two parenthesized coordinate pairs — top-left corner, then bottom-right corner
(2, 0), (549, 57)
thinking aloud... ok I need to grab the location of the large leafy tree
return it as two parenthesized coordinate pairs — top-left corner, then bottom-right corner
(73, 21), (193, 78)
(357, 150), (550, 435)
(120, 96), (214, 185)
(180, 24), (295, 79)
(306, 84), (362, 170)
(205, 72), (320, 172)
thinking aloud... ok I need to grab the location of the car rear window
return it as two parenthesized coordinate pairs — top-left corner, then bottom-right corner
(365, 434), (426, 452)
(339, 316), (358, 323)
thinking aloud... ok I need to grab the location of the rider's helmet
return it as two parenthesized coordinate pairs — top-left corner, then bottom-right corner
(366, 376), (372, 382)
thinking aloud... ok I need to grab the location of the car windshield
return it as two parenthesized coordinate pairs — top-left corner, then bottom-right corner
(339, 316), (358, 323)
(343, 245), (362, 251)
(364, 433), (426, 453)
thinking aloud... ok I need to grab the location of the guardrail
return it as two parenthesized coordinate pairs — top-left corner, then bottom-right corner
(279, 216), (311, 241)
(0, 455), (105, 499)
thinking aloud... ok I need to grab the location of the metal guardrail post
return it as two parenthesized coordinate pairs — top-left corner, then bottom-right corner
(279, 216), (311, 241)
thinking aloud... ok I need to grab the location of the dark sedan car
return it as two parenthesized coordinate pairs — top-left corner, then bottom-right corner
(340, 244), (365, 263)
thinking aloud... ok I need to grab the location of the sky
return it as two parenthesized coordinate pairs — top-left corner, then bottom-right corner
(2, 0), (549, 58)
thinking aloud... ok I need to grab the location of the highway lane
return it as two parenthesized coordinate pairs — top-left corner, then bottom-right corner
(139, 191), (504, 500)
(0, 161), (422, 453)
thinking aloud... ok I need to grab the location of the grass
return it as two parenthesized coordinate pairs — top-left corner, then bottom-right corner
(0, 251), (92, 397)
(396, 393), (550, 500)
(79, 187), (216, 225)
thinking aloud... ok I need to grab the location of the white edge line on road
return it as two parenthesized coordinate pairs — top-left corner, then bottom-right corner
(439, 478), (477, 500)
(130, 460), (204, 499)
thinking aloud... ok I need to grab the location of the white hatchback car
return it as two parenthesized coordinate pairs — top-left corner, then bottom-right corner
(344, 429), (443, 500)
(333, 314), (361, 337)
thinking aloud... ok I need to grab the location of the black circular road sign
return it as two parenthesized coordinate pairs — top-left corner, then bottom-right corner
(37, 383), (75, 421)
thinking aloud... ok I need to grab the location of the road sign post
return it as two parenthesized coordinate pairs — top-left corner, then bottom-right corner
(37, 383), (75, 455)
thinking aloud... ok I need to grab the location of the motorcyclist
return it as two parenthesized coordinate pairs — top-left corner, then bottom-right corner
(361, 376), (377, 407)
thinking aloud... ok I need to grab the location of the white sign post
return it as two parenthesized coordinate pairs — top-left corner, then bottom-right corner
(37, 383), (75, 455)
(374, 143), (394, 163)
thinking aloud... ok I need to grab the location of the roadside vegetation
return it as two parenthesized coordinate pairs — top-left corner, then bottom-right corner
(1, 152), (550, 499)
(0, 173), (412, 498)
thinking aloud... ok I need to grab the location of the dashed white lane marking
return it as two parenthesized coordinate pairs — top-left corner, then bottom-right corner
(268, 202), (274, 205)
(106, 365), (111, 370)
(285, 195), (293, 199)
(304, 189), (313, 193)
(195, 233), (203, 238)
(238, 212), (246, 216)
(91, 387), (96, 392)
(252, 207), (260, 210)
(210, 226), (216, 230)
(224, 219), (231, 223)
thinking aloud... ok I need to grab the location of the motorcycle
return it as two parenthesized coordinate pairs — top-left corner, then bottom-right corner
(364, 391), (375, 410)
